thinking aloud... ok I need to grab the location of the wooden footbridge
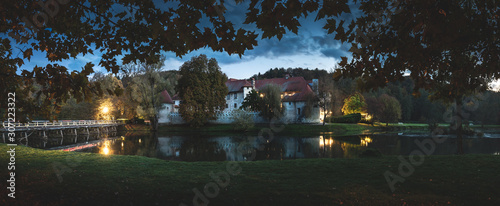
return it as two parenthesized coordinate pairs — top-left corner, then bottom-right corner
(1, 120), (123, 147)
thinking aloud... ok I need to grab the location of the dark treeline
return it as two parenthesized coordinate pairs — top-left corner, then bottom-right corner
(251, 68), (500, 125)
(367, 79), (500, 125)
(250, 67), (328, 80)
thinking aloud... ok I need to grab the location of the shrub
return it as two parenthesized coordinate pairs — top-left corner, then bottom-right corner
(231, 109), (255, 131)
(328, 113), (362, 123)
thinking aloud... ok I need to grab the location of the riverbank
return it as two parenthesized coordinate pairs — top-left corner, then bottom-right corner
(157, 123), (380, 136)
(129, 122), (500, 137)
(1, 144), (499, 206)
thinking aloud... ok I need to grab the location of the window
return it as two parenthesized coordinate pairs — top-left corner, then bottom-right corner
(226, 94), (230, 100)
(289, 102), (291, 105)
(226, 104), (228, 108)
(297, 108), (301, 116)
(234, 93), (237, 99)
(234, 103), (237, 109)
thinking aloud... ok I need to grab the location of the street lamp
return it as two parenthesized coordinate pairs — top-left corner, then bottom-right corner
(102, 106), (109, 114)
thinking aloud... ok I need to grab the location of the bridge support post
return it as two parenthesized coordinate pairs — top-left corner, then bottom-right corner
(86, 127), (90, 141)
(24, 132), (28, 146)
(60, 130), (64, 145)
(43, 130), (47, 148)
(74, 129), (78, 143)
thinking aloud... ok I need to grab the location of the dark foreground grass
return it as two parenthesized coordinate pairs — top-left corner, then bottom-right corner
(1, 144), (499, 206)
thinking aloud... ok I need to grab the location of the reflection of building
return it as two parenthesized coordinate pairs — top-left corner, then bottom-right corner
(156, 136), (321, 161)
(157, 137), (184, 158)
(159, 76), (322, 124)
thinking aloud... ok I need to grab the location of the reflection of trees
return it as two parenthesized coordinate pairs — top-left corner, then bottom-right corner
(254, 141), (285, 160)
(341, 143), (366, 158)
(320, 136), (369, 158)
(179, 138), (226, 161)
(302, 142), (317, 158)
(134, 133), (159, 157)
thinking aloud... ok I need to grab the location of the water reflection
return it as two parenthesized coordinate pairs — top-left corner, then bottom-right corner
(73, 132), (500, 162)
(81, 134), (386, 160)
(100, 140), (111, 155)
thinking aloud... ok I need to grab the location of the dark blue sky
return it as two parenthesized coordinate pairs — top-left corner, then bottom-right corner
(12, 0), (500, 90)
(18, 0), (358, 79)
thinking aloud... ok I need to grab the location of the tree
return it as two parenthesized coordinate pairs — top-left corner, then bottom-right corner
(90, 73), (128, 120)
(471, 91), (500, 126)
(1, 0), (351, 121)
(176, 55), (228, 127)
(257, 84), (283, 121)
(126, 55), (168, 131)
(241, 89), (261, 111)
(317, 75), (335, 125)
(378, 94), (402, 126)
(250, 67), (329, 80)
(365, 96), (383, 123)
(333, 0), (499, 154)
(341, 92), (367, 115)
(331, 76), (357, 116)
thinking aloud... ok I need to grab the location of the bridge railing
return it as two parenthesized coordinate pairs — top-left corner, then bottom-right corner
(2, 120), (121, 129)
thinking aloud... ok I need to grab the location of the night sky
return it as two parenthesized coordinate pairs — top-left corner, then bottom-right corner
(13, 0), (500, 90)
(17, 1), (359, 79)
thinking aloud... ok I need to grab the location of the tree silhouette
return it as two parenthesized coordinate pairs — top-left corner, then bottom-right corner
(333, 0), (499, 153)
(176, 55), (228, 127)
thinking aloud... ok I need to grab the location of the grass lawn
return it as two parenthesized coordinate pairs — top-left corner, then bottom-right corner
(1, 144), (499, 206)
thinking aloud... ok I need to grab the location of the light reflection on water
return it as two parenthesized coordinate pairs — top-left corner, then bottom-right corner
(100, 140), (111, 155)
(70, 133), (500, 161)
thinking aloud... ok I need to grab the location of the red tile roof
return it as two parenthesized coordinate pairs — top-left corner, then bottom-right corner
(226, 79), (252, 93)
(161, 90), (174, 104)
(167, 77), (315, 104)
(225, 77), (315, 102)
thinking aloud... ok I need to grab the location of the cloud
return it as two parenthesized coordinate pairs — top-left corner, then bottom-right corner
(221, 52), (339, 79)
(320, 48), (345, 58)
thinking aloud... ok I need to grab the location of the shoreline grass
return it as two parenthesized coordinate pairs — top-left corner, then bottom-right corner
(1, 144), (499, 205)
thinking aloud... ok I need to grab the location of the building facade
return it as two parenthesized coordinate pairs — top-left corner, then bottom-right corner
(159, 76), (322, 124)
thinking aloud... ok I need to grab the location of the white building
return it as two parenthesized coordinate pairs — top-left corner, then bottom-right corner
(159, 76), (322, 124)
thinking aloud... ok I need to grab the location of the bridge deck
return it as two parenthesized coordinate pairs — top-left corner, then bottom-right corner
(1, 120), (122, 132)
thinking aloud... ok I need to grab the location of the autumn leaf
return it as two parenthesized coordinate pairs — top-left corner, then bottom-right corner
(23, 48), (33, 61)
